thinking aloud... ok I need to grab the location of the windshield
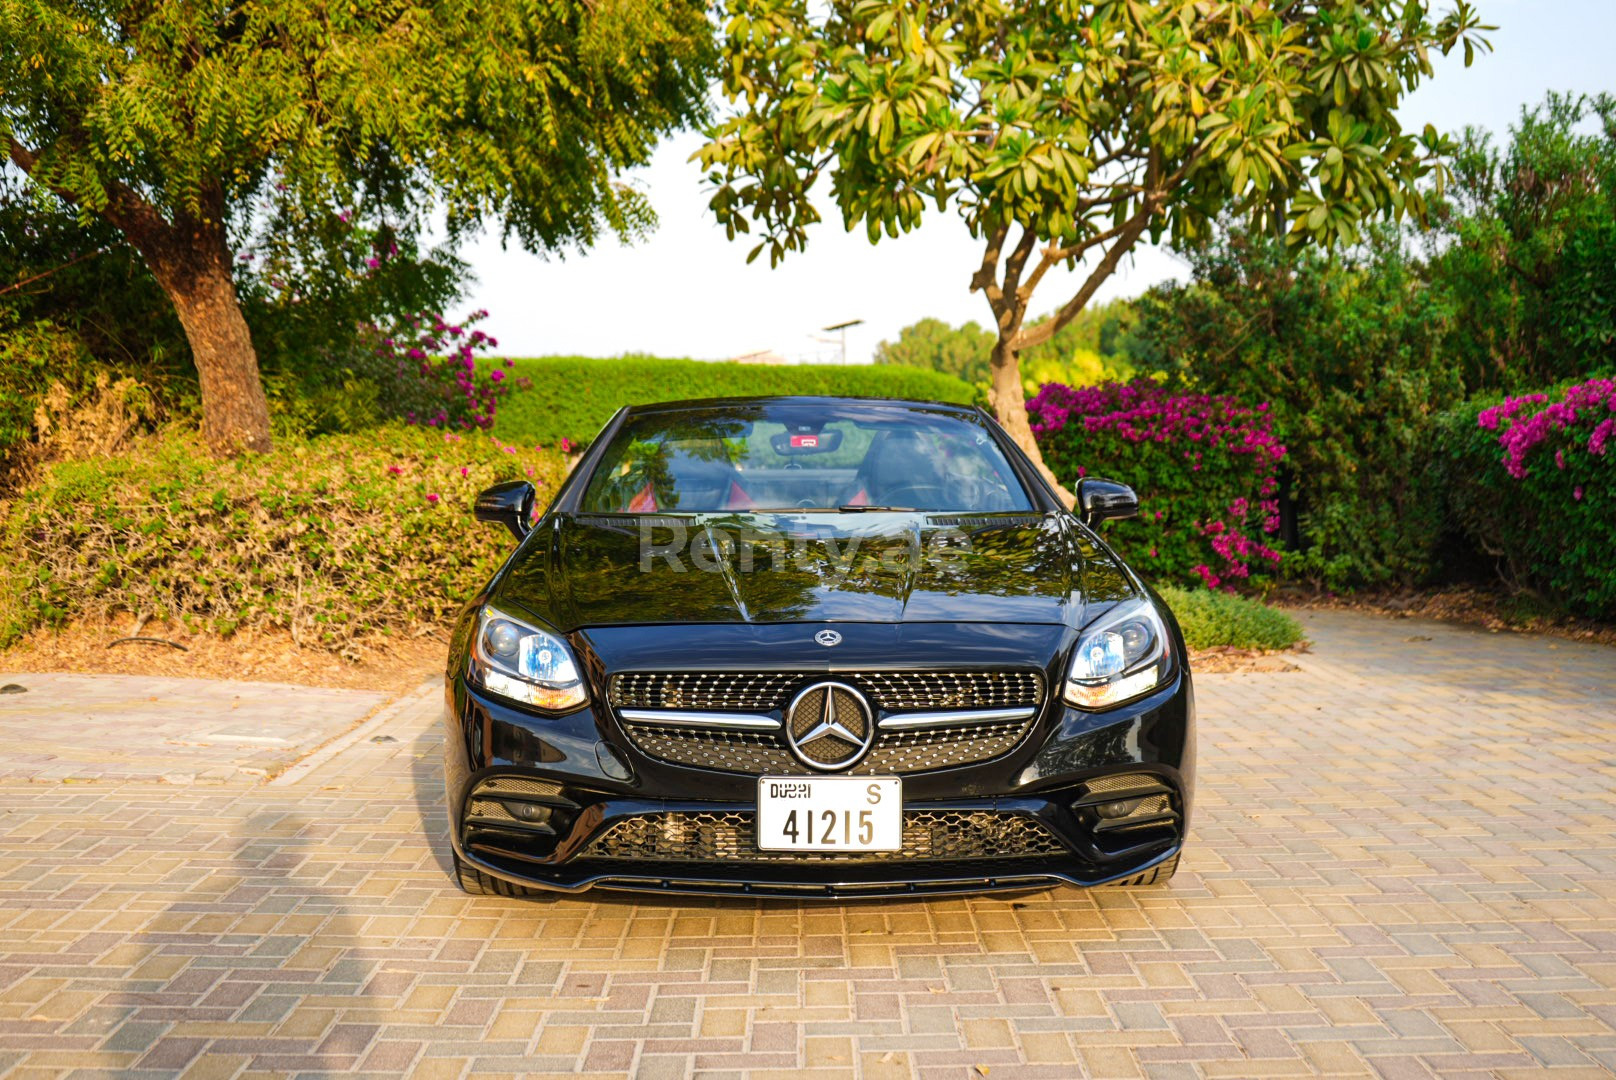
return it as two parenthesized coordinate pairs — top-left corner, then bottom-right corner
(580, 403), (1035, 514)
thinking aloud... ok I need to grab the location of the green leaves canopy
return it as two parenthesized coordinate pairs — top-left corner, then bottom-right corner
(1, 0), (714, 250)
(699, 0), (1492, 267)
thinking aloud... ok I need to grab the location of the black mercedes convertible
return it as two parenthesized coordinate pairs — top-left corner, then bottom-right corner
(443, 396), (1194, 899)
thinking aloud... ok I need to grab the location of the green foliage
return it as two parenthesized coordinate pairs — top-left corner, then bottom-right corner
(1, 0), (714, 252)
(1156, 586), (1304, 652)
(0, 316), (94, 481)
(0, 176), (182, 369)
(874, 318), (997, 383)
(1431, 382), (1616, 618)
(1429, 93), (1616, 389)
(0, 174), (474, 445)
(700, 0), (1488, 267)
(1129, 227), (1461, 589)
(877, 302), (1136, 394)
(699, 0), (1487, 459)
(490, 356), (977, 445)
(0, 426), (568, 650)
(237, 212), (468, 437)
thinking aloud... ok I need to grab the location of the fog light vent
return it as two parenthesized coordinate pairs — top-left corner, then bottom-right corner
(1073, 775), (1177, 837)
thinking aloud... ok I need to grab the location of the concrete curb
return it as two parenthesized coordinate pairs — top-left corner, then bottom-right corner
(268, 678), (441, 787)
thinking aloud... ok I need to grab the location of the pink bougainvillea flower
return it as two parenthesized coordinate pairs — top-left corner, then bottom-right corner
(365, 257), (380, 269)
(459, 467), (470, 477)
(426, 493), (440, 504)
(387, 465), (404, 476)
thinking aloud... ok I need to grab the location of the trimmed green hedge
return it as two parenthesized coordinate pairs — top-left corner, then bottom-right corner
(0, 426), (567, 650)
(491, 355), (977, 444)
(1157, 585), (1304, 651)
(1432, 379), (1616, 618)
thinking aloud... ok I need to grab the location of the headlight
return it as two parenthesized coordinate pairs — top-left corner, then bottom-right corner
(469, 605), (588, 711)
(1063, 597), (1173, 710)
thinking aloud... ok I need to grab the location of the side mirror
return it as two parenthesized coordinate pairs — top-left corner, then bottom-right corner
(1076, 477), (1139, 529)
(475, 480), (537, 542)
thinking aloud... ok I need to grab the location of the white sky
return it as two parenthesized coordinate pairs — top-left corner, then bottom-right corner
(458, 0), (1616, 365)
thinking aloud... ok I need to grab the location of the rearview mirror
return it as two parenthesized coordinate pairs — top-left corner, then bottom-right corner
(475, 481), (537, 542)
(1076, 477), (1139, 529)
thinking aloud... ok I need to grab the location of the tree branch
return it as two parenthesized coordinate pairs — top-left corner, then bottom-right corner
(998, 225), (1039, 317)
(968, 222), (1010, 316)
(1011, 205), (1157, 352)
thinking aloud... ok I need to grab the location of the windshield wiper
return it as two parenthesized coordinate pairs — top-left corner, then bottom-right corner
(834, 504), (915, 513)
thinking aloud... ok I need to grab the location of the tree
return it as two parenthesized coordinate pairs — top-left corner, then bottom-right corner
(874, 317), (996, 382)
(1, 0), (713, 456)
(1428, 92), (1616, 389)
(697, 0), (1490, 500)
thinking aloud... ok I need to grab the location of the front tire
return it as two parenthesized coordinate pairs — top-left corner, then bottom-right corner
(452, 849), (552, 900)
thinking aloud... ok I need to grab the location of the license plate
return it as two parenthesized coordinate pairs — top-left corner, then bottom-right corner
(756, 776), (902, 852)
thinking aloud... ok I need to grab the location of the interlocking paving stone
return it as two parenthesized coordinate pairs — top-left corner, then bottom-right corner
(0, 609), (1614, 1077)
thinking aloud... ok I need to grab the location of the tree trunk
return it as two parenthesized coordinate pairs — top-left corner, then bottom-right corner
(136, 225), (273, 457)
(988, 337), (1075, 508)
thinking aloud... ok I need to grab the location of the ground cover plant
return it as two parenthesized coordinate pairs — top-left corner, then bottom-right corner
(491, 356), (976, 446)
(0, 426), (567, 653)
(1156, 586), (1304, 652)
(1028, 380), (1285, 589)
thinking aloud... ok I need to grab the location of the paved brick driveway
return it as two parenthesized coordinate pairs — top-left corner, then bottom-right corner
(1, 610), (1613, 1078)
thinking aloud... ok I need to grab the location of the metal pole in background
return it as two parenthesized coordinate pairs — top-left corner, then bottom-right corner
(822, 319), (864, 364)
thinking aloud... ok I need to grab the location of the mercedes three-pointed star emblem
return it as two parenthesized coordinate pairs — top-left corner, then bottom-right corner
(784, 681), (874, 771)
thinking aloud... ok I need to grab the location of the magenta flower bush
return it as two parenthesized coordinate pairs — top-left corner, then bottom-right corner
(1477, 377), (1616, 479)
(1028, 381), (1286, 588)
(1436, 377), (1615, 617)
(370, 310), (530, 431)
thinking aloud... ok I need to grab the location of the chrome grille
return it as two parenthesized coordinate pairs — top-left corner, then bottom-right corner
(608, 670), (1042, 713)
(611, 669), (1044, 776)
(581, 811), (1066, 863)
(862, 719), (1030, 773)
(624, 724), (799, 774)
(610, 672), (800, 711)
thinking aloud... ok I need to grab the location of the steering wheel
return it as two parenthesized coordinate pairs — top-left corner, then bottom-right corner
(876, 482), (948, 509)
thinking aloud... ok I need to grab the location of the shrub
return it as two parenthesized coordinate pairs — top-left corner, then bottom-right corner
(1127, 227), (1461, 589)
(0, 426), (567, 652)
(1433, 378), (1616, 617)
(492, 356), (977, 445)
(1156, 586), (1304, 651)
(1027, 380), (1285, 588)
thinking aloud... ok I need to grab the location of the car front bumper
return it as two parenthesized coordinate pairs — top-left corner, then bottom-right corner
(442, 667), (1194, 900)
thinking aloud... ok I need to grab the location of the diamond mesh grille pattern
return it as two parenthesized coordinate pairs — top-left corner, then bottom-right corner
(610, 672), (801, 711)
(620, 716), (1035, 776)
(474, 777), (563, 798)
(625, 725), (800, 774)
(581, 811), (1066, 863)
(612, 669), (1043, 776)
(609, 670), (1042, 712)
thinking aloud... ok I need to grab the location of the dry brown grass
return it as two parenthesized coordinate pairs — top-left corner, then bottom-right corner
(0, 615), (444, 694)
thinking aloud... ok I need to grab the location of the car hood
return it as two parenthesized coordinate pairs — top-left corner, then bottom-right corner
(492, 510), (1137, 631)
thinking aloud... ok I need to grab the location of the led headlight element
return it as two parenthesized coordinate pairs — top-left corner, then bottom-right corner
(470, 605), (588, 711)
(1063, 597), (1172, 710)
